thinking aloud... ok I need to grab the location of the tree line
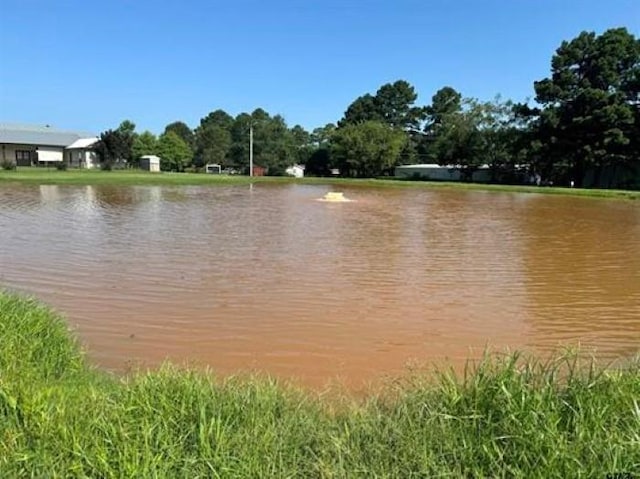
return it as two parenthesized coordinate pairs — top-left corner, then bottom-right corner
(97, 27), (640, 188)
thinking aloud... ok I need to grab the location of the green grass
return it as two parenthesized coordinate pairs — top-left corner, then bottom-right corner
(368, 177), (640, 200)
(1, 291), (639, 477)
(0, 168), (263, 186)
(1, 167), (638, 200)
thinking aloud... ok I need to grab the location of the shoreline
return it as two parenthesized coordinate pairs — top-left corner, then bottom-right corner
(1, 291), (639, 476)
(1, 168), (638, 200)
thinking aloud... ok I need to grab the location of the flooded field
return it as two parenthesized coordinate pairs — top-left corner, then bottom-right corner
(0, 183), (638, 387)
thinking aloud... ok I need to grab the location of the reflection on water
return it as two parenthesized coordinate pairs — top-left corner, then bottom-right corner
(0, 184), (638, 387)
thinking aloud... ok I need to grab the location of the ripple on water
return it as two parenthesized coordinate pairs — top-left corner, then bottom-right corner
(0, 183), (639, 387)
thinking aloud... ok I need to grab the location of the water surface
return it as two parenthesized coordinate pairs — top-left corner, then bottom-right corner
(1, 184), (638, 387)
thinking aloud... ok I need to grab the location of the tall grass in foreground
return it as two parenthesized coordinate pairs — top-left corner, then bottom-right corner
(1, 292), (638, 477)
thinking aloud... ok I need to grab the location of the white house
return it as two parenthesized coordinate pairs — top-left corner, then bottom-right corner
(0, 123), (98, 167)
(285, 164), (305, 178)
(66, 138), (100, 168)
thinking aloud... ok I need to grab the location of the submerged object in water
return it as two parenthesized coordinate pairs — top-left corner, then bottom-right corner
(318, 192), (352, 202)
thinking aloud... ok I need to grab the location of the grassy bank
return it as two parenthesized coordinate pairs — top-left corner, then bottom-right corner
(1, 292), (638, 477)
(0, 168), (263, 186)
(1, 167), (638, 200)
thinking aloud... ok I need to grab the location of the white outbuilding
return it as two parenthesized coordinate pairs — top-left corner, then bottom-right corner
(140, 155), (161, 172)
(205, 163), (222, 174)
(66, 138), (100, 168)
(285, 164), (305, 178)
(394, 164), (492, 182)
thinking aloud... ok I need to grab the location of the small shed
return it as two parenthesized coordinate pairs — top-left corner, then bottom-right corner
(285, 164), (305, 178)
(140, 155), (161, 172)
(252, 165), (267, 176)
(205, 163), (221, 174)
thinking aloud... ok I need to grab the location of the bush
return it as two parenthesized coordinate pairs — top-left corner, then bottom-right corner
(1, 160), (16, 171)
(0, 293), (84, 381)
(268, 165), (286, 176)
(56, 162), (68, 171)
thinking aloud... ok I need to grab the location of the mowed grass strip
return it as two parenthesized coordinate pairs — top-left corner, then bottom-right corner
(1, 291), (639, 477)
(1, 168), (638, 200)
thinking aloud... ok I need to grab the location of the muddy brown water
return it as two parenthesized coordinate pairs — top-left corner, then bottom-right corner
(1, 183), (639, 388)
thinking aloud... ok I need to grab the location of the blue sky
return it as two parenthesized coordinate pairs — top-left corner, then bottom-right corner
(1, 0), (638, 135)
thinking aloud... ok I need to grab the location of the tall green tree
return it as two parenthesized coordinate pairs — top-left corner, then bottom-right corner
(339, 81), (425, 170)
(422, 89), (527, 181)
(95, 121), (136, 169)
(428, 99), (486, 181)
(331, 121), (407, 177)
(194, 109), (235, 168)
(304, 148), (332, 176)
(374, 80), (425, 131)
(306, 123), (336, 176)
(340, 80), (425, 131)
(424, 87), (463, 138)
(530, 28), (640, 186)
(476, 97), (528, 182)
(251, 113), (295, 175)
(117, 120), (137, 165)
(422, 87), (464, 165)
(228, 112), (253, 172)
(289, 124), (313, 165)
(131, 131), (158, 167)
(195, 124), (232, 168)
(227, 109), (300, 175)
(157, 131), (192, 172)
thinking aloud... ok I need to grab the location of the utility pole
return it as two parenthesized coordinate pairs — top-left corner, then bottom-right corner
(249, 124), (253, 177)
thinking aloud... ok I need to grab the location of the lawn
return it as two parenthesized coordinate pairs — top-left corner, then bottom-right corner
(0, 167), (638, 200)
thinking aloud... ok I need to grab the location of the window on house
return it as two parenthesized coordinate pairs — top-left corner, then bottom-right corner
(15, 150), (31, 166)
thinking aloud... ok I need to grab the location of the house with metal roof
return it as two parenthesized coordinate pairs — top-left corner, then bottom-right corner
(66, 137), (101, 168)
(0, 123), (99, 167)
(394, 163), (492, 182)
